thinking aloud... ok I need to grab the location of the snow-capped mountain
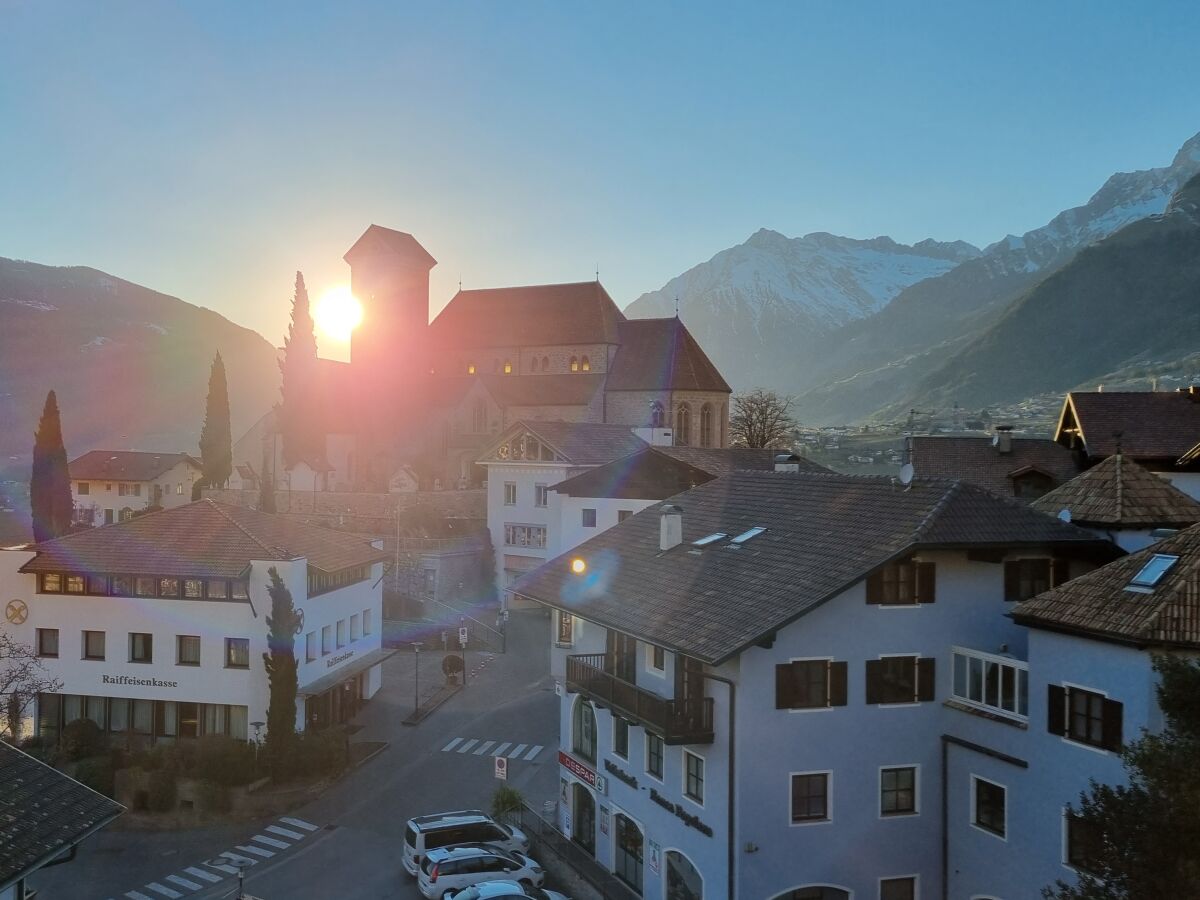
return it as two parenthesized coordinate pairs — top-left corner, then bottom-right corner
(624, 230), (980, 391)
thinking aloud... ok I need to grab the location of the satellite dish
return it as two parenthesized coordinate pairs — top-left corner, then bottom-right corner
(1057, 508), (1072, 524)
(991, 434), (1000, 447)
(899, 463), (915, 485)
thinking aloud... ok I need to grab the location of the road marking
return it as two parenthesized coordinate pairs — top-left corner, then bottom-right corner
(145, 883), (183, 898)
(252, 834), (291, 850)
(219, 851), (259, 866)
(508, 743), (528, 758)
(184, 867), (222, 883)
(523, 744), (544, 761)
(265, 824), (305, 840)
(280, 817), (320, 832)
(165, 874), (203, 890)
(125, 892), (156, 900)
(442, 737), (464, 752)
(474, 740), (496, 755)
(237, 844), (275, 858)
(204, 861), (240, 876)
(492, 742), (512, 756)
(456, 738), (480, 754)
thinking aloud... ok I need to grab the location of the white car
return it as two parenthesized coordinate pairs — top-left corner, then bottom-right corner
(449, 881), (570, 900)
(418, 845), (545, 899)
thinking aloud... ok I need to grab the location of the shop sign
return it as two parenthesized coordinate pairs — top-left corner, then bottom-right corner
(558, 750), (607, 794)
(327, 649), (354, 668)
(604, 758), (638, 789)
(102, 674), (179, 688)
(649, 788), (714, 837)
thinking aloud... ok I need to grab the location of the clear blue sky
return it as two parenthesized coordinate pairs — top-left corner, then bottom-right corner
(2, 1), (1198, 358)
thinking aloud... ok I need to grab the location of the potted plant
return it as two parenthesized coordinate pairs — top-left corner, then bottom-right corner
(442, 654), (464, 685)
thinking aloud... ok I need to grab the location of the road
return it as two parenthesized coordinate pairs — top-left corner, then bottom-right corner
(31, 609), (562, 900)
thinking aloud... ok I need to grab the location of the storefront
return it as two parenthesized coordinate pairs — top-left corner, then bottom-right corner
(299, 647), (394, 731)
(37, 693), (249, 747)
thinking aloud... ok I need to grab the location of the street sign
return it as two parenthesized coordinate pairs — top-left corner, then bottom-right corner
(495, 755), (508, 780)
(458, 626), (469, 647)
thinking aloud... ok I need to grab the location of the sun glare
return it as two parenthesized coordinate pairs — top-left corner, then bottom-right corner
(314, 285), (363, 342)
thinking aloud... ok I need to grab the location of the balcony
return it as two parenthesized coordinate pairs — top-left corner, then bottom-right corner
(566, 654), (714, 745)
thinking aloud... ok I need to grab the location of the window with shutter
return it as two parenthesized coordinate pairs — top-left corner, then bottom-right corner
(776, 660), (845, 709)
(867, 656), (928, 704)
(1051, 684), (1122, 751)
(867, 560), (934, 605)
(1004, 558), (1051, 601)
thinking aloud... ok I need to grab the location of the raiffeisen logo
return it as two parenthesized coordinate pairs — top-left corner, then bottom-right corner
(101, 674), (179, 688)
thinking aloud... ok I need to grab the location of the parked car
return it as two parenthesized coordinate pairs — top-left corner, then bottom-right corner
(403, 810), (530, 876)
(449, 881), (570, 900)
(418, 845), (545, 899)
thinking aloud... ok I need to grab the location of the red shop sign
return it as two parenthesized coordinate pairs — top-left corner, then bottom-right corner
(559, 750), (597, 787)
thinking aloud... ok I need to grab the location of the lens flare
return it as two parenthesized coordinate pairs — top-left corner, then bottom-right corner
(314, 285), (363, 342)
(570, 558), (587, 575)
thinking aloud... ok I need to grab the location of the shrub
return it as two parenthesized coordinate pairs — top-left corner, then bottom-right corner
(74, 756), (116, 798)
(147, 769), (177, 812)
(196, 779), (232, 813)
(286, 729), (348, 780)
(491, 784), (524, 820)
(442, 654), (464, 680)
(18, 735), (55, 764)
(195, 734), (258, 786)
(61, 719), (106, 762)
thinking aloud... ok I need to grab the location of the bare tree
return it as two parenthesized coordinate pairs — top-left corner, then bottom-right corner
(1, 632), (62, 743)
(729, 388), (797, 449)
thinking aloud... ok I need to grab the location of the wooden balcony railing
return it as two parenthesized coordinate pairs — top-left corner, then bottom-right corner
(566, 653), (714, 745)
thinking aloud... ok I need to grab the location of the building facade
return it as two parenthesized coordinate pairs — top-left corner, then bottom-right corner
(68, 450), (202, 526)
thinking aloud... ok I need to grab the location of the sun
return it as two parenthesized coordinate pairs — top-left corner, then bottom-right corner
(314, 285), (363, 342)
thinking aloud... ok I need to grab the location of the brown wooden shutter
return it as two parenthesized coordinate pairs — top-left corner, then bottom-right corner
(865, 570), (884, 604)
(775, 663), (795, 709)
(916, 657), (936, 701)
(1051, 558), (1070, 588)
(828, 661), (848, 707)
(1047, 684), (1067, 735)
(865, 660), (883, 704)
(1101, 699), (1124, 751)
(917, 562), (937, 603)
(1003, 561), (1020, 602)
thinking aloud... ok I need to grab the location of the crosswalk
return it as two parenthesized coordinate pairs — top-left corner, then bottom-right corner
(441, 737), (546, 761)
(107, 817), (319, 899)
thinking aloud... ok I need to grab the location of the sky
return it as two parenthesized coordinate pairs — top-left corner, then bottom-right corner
(2, 1), (1199, 360)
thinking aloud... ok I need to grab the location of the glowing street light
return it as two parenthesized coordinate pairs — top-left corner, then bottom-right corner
(570, 558), (587, 575)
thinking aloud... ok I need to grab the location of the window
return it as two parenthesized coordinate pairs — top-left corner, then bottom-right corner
(675, 402), (691, 446)
(130, 632), (153, 663)
(580, 355), (591, 372)
(647, 732), (664, 779)
(36, 628), (59, 658)
(159, 577), (180, 597)
(776, 659), (848, 709)
(87, 574), (108, 595)
(503, 482), (517, 506)
(135, 576), (155, 597)
(306, 631), (317, 662)
(1065, 812), (1103, 875)
(503, 523), (547, 548)
(351, 613), (361, 640)
(613, 717), (629, 759)
(321, 625), (332, 655)
(109, 575), (131, 595)
(177, 634), (201, 666)
(582, 508), (597, 528)
(40, 573), (61, 593)
(1003, 558), (1059, 601)
(570, 356), (579, 372)
(225, 638), (250, 669)
(541, 355), (549, 371)
(183, 579), (204, 599)
(231, 580), (249, 600)
(880, 877), (916, 900)
(790, 772), (830, 823)
(618, 509), (633, 523)
(337, 619), (347, 648)
(118, 483), (128, 496)
(972, 776), (1006, 837)
(649, 401), (664, 428)
(866, 655), (935, 704)
(880, 766), (917, 816)
(1128, 553), (1179, 590)
(700, 403), (713, 448)
(83, 630), (105, 661)
(207, 579), (228, 599)
(866, 559), (936, 604)
(363, 608), (373, 635)
(176, 483), (183, 495)
(119, 507), (133, 522)
(467, 363), (476, 375)
(503, 360), (513, 374)
(684, 750), (704, 804)
(557, 612), (574, 646)
(650, 645), (665, 672)
(951, 648), (1028, 720)
(1048, 685), (1123, 751)
(535, 484), (548, 507)
(65, 575), (85, 593)
(78, 481), (90, 495)
(572, 700), (597, 764)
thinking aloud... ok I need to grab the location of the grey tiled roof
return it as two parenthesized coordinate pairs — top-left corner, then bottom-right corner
(518, 421), (649, 466)
(512, 470), (1115, 663)
(1013, 524), (1200, 648)
(606, 318), (731, 393)
(68, 450), (201, 483)
(1030, 453), (1200, 527)
(908, 436), (1080, 499)
(0, 742), (123, 891)
(1059, 390), (1200, 461)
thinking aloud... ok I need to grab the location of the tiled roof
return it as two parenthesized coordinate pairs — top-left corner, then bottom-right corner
(429, 281), (625, 349)
(552, 447), (825, 500)
(68, 450), (201, 483)
(908, 436), (1080, 499)
(1030, 454), (1200, 528)
(19, 499), (387, 578)
(1014, 524), (1200, 648)
(0, 741), (123, 892)
(1059, 390), (1200, 460)
(605, 318), (732, 393)
(343, 224), (437, 269)
(492, 421), (648, 467)
(512, 471), (1114, 664)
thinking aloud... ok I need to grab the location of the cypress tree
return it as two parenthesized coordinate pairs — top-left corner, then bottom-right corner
(30, 390), (73, 542)
(279, 272), (321, 468)
(262, 567), (303, 780)
(199, 352), (233, 489)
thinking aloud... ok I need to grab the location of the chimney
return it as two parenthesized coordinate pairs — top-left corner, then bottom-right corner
(774, 453), (801, 473)
(995, 425), (1013, 454)
(659, 504), (683, 552)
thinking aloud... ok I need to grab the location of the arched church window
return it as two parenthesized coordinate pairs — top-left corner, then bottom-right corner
(581, 355), (591, 372)
(570, 356), (579, 372)
(504, 360), (513, 374)
(650, 401), (664, 428)
(472, 399), (487, 434)
(541, 356), (550, 371)
(467, 363), (476, 375)
(700, 403), (714, 448)
(675, 402), (692, 446)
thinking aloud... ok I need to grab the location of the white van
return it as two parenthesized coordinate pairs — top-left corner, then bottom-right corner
(403, 810), (530, 877)
(417, 845), (544, 899)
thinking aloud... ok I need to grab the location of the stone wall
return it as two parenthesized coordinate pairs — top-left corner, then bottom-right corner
(203, 488), (486, 530)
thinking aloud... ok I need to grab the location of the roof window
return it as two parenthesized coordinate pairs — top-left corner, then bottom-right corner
(691, 532), (727, 547)
(1128, 553), (1179, 591)
(730, 526), (767, 545)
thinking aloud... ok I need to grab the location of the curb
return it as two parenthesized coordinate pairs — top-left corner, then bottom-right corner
(401, 683), (462, 726)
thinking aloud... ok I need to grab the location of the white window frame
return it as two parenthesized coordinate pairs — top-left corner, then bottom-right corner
(969, 774), (1007, 841)
(503, 482), (517, 506)
(783, 655), (837, 713)
(682, 749), (705, 808)
(644, 731), (665, 783)
(878, 763), (920, 818)
(788, 769), (833, 827)
(950, 646), (1029, 722)
(534, 483), (548, 507)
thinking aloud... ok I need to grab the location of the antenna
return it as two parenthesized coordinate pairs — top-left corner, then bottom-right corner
(1057, 508), (1072, 524)
(898, 463), (914, 486)
(595, 264), (600, 283)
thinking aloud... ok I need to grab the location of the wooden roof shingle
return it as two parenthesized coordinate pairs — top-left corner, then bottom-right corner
(1030, 453), (1200, 528)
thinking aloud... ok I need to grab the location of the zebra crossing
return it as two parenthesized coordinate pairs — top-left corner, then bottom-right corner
(441, 736), (546, 761)
(106, 817), (319, 900)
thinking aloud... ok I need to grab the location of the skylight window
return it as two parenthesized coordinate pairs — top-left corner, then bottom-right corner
(1128, 554), (1179, 590)
(731, 526), (767, 545)
(692, 532), (727, 547)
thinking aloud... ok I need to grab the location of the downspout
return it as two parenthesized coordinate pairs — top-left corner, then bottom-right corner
(703, 671), (736, 900)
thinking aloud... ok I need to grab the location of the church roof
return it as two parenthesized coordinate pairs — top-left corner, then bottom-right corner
(429, 281), (625, 349)
(606, 318), (731, 393)
(343, 224), (437, 269)
(1030, 453), (1200, 528)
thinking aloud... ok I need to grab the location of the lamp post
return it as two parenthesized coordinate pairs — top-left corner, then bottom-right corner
(411, 642), (422, 715)
(250, 721), (265, 772)
(231, 857), (249, 899)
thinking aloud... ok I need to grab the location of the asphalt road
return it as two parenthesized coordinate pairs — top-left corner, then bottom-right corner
(31, 610), (561, 900)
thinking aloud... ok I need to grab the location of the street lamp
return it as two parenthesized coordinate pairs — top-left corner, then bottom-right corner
(411, 642), (422, 714)
(230, 857), (250, 900)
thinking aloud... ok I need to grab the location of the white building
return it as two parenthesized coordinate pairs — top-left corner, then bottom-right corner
(68, 450), (202, 525)
(0, 499), (389, 746)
